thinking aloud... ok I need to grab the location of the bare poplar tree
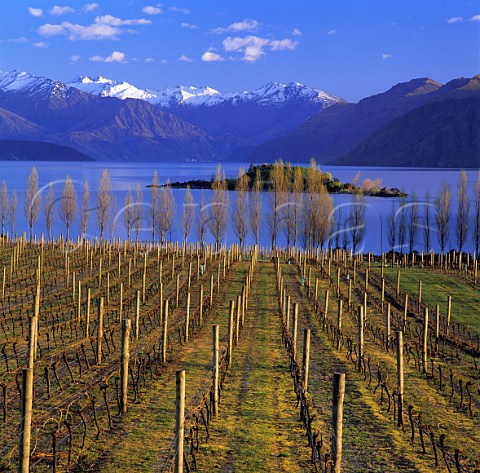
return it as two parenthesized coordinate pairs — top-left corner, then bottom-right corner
(473, 171), (480, 256)
(249, 168), (262, 245)
(44, 182), (55, 240)
(387, 201), (396, 255)
(435, 181), (452, 254)
(267, 161), (286, 249)
(134, 182), (143, 243)
(196, 190), (207, 249)
(349, 191), (367, 254)
(156, 180), (176, 246)
(24, 167), (41, 241)
(316, 180), (334, 249)
(59, 175), (77, 241)
(96, 169), (112, 242)
(0, 180), (8, 236)
(80, 180), (90, 239)
(334, 207), (343, 249)
(408, 190), (419, 254)
(232, 167), (249, 250)
(397, 194), (407, 255)
(282, 164), (294, 249)
(455, 170), (469, 252)
(123, 185), (135, 240)
(149, 171), (159, 241)
(292, 166), (304, 248)
(181, 185), (195, 247)
(423, 190), (432, 252)
(8, 190), (17, 237)
(208, 164), (229, 249)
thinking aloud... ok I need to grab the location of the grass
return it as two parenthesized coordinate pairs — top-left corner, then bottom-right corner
(382, 266), (480, 334)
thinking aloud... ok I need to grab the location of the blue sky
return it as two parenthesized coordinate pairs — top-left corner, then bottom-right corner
(0, 0), (479, 102)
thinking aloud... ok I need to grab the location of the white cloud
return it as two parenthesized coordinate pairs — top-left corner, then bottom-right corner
(471, 15), (480, 21)
(142, 6), (162, 15)
(292, 28), (302, 36)
(181, 22), (198, 29)
(95, 15), (151, 26)
(447, 16), (464, 23)
(82, 3), (98, 13)
(50, 6), (76, 16)
(33, 41), (48, 48)
(270, 39), (298, 51)
(144, 57), (155, 63)
(327, 29), (337, 35)
(223, 35), (298, 62)
(382, 53), (393, 60)
(28, 7), (43, 17)
(90, 50), (127, 63)
(202, 50), (223, 62)
(4, 37), (28, 44)
(38, 15), (151, 40)
(169, 7), (190, 14)
(213, 18), (259, 34)
(179, 54), (194, 62)
(71, 54), (80, 62)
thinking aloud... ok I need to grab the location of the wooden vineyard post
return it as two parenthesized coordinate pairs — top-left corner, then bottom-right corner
(396, 330), (404, 427)
(176, 273), (180, 308)
(199, 285), (204, 326)
(27, 312), (37, 369)
(286, 295), (291, 330)
(236, 294), (241, 345)
(396, 269), (401, 297)
(120, 319), (131, 413)
(302, 329), (311, 390)
(185, 292), (191, 343)
(381, 278), (385, 312)
(77, 280), (82, 322)
(212, 325), (219, 416)
(337, 267), (341, 296)
(348, 279), (352, 309)
(135, 290), (141, 341)
(363, 292), (367, 323)
(174, 370), (185, 473)
(210, 274), (214, 307)
(332, 372), (346, 473)
(97, 297), (104, 363)
(292, 303), (299, 358)
(98, 258), (102, 288)
(128, 258), (132, 288)
(228, 300), (234, 369)
(446, 295), (452, 335)
(315, 277), (319, 302)
(119, 283), (123, 322)
(159, 282), (163, 324)
(357, 306), (364, 372)
(422, 307), (429, 374)
(365, 267), (369, 293)
(18, 368), (34, 473)
(418, 280), (422, 314)
(143, 254), (147, 303)
(386, 303), (391, 351)
(324, 290), (329, 317)
(435, 304), (440, 353)
(337, 299), (343, 330)
(86, 288), (91, 338)
(2, 266), (5, 300)
(162, 300), (169, 363)
(403, 293), (408, 332)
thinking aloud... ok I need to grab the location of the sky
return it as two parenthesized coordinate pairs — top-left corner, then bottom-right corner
(0, 0), (479, 102)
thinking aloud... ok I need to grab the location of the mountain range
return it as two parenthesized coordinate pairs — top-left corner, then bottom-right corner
(0, 70), (478, 166)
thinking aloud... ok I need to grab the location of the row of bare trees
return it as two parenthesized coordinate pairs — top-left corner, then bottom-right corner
(387, 170), (480, 255)
(3, 165), (479, 254)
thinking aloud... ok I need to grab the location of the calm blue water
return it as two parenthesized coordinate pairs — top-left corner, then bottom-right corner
(1, 161), (478, 254)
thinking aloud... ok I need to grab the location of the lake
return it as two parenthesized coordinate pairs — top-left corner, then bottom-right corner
(1, 161), (478, 254)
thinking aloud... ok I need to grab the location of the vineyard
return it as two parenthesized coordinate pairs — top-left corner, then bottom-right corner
(0, 237), (479, 472)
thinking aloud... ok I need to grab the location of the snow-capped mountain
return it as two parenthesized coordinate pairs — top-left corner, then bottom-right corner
(67, 75), (342, 109)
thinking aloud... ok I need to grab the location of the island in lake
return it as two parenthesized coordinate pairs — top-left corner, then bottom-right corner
(152, 162), (407, 197)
